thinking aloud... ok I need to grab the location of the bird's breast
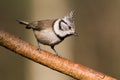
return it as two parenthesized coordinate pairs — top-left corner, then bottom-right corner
(33, 28), (61, 46)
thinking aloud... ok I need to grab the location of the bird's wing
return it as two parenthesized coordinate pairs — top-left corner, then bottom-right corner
(29, 19), (56, 30)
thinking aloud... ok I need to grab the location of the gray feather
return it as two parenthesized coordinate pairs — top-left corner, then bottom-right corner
(17, 19), (29, 25)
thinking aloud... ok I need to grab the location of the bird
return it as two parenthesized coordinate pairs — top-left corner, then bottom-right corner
(17, 11), (77, 56)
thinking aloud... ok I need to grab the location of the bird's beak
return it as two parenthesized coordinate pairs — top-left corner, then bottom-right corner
(73, 33), (79, 37)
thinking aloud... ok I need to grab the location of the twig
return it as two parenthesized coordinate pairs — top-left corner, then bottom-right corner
(0, 30), (117, 80)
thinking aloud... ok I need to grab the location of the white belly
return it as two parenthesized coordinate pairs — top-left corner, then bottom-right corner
(33, 29), (61, 46)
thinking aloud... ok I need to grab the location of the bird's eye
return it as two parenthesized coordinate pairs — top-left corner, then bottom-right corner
(68, 26), (72, 30)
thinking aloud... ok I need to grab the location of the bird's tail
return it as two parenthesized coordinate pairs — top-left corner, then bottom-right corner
(17, 19), (32, 29)
(17, 19), (29, 25)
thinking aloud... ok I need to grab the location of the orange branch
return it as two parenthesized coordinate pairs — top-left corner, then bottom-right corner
(0, 30), (117, 80)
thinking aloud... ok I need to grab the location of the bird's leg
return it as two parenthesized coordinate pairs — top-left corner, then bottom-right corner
(51, 46), (60, 56)
(36, 40), (41, 50)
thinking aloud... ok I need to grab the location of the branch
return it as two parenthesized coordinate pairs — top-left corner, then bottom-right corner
(0, 30), (117, 80)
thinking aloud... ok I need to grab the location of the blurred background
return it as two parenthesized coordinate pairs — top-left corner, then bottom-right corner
(0, 0), (120, 80)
